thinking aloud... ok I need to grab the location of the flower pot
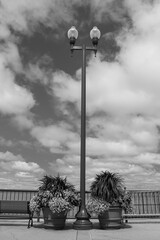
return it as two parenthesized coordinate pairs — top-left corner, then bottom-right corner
(98, 205), (122, 229)
(42, 207), (67, 230)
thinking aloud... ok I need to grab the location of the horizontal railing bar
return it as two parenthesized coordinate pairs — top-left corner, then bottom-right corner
(0, 189), (38, 192)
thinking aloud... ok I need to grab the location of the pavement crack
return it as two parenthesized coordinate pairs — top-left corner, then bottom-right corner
(89, 231), (92, 240)
(10, 232), (19, 240)
(76, 230), (78, 240)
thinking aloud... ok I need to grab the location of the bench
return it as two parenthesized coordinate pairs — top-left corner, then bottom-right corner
(0, 200), (33, 228)
(123, 213), (160, 223)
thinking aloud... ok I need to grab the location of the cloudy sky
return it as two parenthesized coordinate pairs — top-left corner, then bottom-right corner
(0, 0), (160, 190)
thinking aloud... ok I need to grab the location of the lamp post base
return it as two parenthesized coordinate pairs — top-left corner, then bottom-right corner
(73, 219), (92, 230)
(73, 206), (92, 230)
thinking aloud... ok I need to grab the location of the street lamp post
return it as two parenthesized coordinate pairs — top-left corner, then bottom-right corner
(67, 26), (101, 230)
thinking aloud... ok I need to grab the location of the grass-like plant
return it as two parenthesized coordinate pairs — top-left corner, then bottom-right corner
(90, 171), (124, 203)
(39, 175), (75, 193)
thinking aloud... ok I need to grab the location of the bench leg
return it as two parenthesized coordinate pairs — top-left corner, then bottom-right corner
(122, 217), (128, 224)
(28, 219), (31, 228)
(28, 213), (33, 228)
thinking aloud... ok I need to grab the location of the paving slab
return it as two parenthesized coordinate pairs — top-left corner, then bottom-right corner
(76, 230), (92, 240)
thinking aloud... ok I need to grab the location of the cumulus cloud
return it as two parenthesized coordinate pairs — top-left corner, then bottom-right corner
(89, 0), (126, 23)
(31, 122), (79, 154)
(49, 155), (81, 189)
(12, 114), (34, 130)
(15, 172), (34, 178)
(117, 1), (160, 100)
(0, 38), (35, 131)
(0, 151), (25, 162)
(0, 24), (11, 40)
(0, 151), (45, 188)
(26, 62), (50, 85)
(0, 48), (35, 116)
(12, 161), (44, 173)
(52, 71), (80, 105)
(0, 137), (13, 147)
(0, 151), (44, 174)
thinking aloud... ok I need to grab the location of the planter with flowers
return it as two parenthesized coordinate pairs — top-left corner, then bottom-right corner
(29, 175), (80, 229)
(87, 171), (132, 229)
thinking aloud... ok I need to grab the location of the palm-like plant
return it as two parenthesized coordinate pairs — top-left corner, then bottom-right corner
(39, 175), (75, 195)
(90, 171), (124, 203)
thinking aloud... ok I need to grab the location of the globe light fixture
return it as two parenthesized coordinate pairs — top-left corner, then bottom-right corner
(90, 26), (101, 47)
(67, 26), (79, 46)
(67, 26), (101, 230)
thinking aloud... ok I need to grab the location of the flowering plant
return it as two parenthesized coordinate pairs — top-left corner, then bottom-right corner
(87, 197), (110, 215)
(49, 197), (72, 214)
(29, 175), (80, 214)
(113, 191), (133, 213)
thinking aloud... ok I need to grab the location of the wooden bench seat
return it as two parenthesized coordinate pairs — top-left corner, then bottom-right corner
(0, 200), (33, 228)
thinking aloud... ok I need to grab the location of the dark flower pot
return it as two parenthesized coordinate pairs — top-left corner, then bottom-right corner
(98, 205), (122, 229)
(42, 207), (67, 230)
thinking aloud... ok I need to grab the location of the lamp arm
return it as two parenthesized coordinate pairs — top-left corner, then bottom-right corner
(70, 45), (97, 56)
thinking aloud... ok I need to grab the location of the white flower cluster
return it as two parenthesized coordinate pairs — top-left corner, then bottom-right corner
(49, 197), (72, 213)
(87, 197), (110, 215)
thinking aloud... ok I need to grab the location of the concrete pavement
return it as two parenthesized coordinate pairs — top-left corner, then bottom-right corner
(0, 219), (160, 240)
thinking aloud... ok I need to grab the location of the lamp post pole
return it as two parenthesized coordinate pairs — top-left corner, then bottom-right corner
(74, 44), (91, 229)
(81, 44), (87, 215)
(67, 26), (101, 230)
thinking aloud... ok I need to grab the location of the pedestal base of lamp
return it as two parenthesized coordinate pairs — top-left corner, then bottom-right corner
(73, 206), (92, 230)
(73, 219), (92, 230)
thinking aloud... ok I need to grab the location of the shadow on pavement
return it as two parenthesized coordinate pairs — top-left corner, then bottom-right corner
(92, 222), (132, 230)
(33, 222), (74, 231)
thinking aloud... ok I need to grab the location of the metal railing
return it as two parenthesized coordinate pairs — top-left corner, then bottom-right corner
(0, 189), (160, 218)
(126, 190), (160, 217)
(0, 189), (37, 201)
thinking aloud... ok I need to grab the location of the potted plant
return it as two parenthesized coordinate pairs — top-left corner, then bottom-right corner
(29, 175), (80, 229)
(87, 171), (132, 229)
